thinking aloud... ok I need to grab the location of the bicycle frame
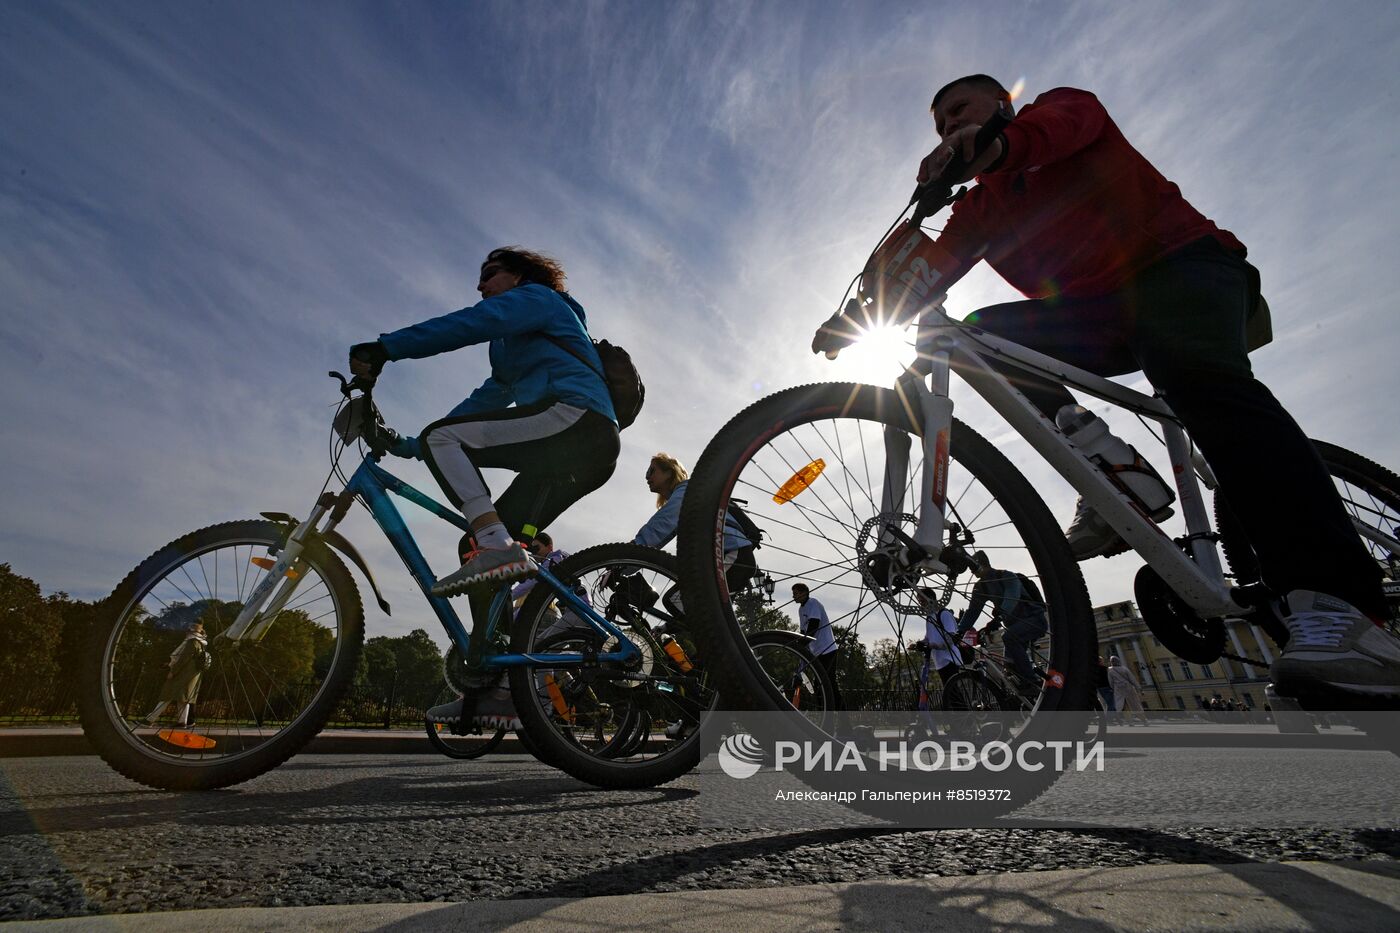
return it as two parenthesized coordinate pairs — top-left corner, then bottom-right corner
(882, 303), (1239, 620)
(223, 451), (641, 670)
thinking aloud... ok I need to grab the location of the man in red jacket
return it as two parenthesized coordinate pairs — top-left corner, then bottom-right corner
(827, 74), (1398, 699)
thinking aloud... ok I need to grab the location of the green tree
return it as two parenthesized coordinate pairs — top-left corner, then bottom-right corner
(0, 565), (63, 714)
(733, 591), (795, 635)
(49, 594), (104, 711)
(361, 629), (444, 709)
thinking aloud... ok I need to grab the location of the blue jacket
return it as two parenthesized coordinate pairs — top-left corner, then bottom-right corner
(633, 481), (752, 552)
(378, 284), (616, 458)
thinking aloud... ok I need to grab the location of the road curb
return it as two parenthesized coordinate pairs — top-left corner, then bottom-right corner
(6, 860), (1399, 931)
(0, 725), (1384, 758)
(0, 728), (530, 758)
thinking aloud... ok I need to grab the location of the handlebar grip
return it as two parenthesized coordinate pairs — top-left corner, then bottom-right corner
(909, 109), (1012, 222)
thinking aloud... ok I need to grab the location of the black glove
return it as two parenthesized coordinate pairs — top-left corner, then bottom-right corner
(365, 422), (404, 454)
(349, 341), (388, 376)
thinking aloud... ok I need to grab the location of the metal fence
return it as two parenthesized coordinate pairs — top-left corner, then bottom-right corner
(0, 682), (438, 730)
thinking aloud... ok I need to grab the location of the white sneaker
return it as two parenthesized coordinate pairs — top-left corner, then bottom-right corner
(1271, 591), (1400, 698)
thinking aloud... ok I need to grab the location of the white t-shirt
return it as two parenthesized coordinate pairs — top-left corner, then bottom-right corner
(798, 597), (836, 656)
(923, 608), (960, 668)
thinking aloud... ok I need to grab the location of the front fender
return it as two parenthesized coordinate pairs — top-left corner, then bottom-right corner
(258, 512), (390, 615)
(748, 629), (817, 650)
(322, 529), (391, 616)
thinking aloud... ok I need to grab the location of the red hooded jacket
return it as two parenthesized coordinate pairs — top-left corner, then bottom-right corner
(936, 87), (1245, 300)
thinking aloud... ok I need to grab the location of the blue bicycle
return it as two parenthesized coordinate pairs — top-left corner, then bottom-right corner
(77, 372), (721, 790)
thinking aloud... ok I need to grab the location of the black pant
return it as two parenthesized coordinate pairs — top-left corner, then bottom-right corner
(422, 404), (619, 545)
(815, 650), (844, 710)
(725, 545), (758, 594)
(966, 238), (1383, 617)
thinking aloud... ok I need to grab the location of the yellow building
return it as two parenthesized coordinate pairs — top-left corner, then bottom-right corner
(1094, 600), (1277, 711)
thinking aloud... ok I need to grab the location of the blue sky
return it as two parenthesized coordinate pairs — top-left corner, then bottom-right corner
(3, 1), (1398, 645)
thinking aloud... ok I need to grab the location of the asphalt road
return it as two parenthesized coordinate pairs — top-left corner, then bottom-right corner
(3, 752), (1398, 922)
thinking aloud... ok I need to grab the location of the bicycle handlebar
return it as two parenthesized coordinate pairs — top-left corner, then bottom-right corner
(908, 109), (1011, 226)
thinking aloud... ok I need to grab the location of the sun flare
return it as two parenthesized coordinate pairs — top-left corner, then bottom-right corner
(833, 325), (917, 386)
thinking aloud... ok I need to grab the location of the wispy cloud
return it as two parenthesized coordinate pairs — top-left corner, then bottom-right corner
(2, 1), (1397, 641)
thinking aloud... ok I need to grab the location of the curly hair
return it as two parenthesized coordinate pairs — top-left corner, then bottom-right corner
(485, 246), (567, 292)
(649, 452), (689, 508)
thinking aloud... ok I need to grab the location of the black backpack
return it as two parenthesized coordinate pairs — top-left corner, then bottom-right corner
(726, 498), (765, 550)
(546, 335), (645, 429)
(1012, 573), (1046, 617)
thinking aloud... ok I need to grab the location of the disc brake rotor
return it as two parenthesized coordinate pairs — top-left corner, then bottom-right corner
(855, 512), (955, 614)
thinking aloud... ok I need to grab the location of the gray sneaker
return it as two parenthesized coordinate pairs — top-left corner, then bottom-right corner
(431, 542), (535, 597)
(1065, 498), (1174, 561)
(426, 685), (522, 732)
(1271, 591), (1400, 698)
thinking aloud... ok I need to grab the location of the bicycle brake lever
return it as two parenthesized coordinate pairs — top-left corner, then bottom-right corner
(329, 371), (352, 396)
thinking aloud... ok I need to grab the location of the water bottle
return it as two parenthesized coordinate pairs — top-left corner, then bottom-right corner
(1055, 405), (1174, 514)
(661, 635), (694, 673)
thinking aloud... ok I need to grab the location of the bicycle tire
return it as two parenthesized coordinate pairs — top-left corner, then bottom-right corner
(745, 629), (838, 730)
(1216, 439), (1400, 633)
(509, 543), (715, 789)
(77, 520), (364, 790)
(677, 382), (1097, 820)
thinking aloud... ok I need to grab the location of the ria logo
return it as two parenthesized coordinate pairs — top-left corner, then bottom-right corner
(717, 732), (764, 779)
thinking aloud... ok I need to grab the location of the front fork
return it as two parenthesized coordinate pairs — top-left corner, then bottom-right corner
(222, 492), (349, 643)
(880, 321), (957, 568)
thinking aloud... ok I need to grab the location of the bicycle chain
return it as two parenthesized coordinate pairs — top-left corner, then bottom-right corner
(1219, 649), (1271, 670)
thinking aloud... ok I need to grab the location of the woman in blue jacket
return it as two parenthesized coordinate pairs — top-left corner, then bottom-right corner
(349, 247), (618, 594)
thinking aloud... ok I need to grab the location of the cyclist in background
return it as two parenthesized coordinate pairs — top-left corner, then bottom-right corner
(816, 74), (1398, 699)
(792, 583), (844, 711)
(910, 588), (964, 688)
(512, 532), (570, 601)
(956, 551), (1047, 694)
(633, 452), (755, 591)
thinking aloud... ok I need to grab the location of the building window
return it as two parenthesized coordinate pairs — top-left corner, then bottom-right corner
(1161, 663), (1174, 681)
(1194, 694), (1204, 708)
(1175, 697), (1186, 710)
(1179, 661), (1194, 680)
(1242, 692), (1254, 709)
(1201, 664), (1214, 679)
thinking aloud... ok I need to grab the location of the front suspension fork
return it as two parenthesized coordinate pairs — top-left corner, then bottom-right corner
(881, 328), (956, 565)
(223, 493), (346, 643)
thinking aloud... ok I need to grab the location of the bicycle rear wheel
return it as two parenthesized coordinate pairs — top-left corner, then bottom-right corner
(677, 383), (1096, 818)
(77, 520), (364, 790)
(424, 684), (507, 759)
(509, 544), (717, 789)
(1217, 440), (1400, 633)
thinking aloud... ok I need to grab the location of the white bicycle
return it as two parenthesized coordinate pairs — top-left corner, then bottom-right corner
(676, 124), (1399, 815)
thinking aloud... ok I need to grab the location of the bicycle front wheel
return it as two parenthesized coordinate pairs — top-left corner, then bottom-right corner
(77, 520), (364, 790)
(677, 383), (1097, 816)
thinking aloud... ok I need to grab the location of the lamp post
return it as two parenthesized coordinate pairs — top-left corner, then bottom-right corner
(761, 573), (775, 606)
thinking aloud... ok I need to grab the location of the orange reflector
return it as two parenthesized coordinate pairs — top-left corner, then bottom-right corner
(544, 674), (574, 722)
(157, 729), (217, 750)
(773, 459), (825, 504)
(250, 556), (298, 578)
